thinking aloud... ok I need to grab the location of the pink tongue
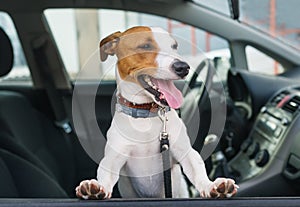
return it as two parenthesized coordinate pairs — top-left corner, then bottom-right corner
(153, 79), (183, 109)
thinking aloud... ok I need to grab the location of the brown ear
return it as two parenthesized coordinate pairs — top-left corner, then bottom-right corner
(99, 31), (122, 61)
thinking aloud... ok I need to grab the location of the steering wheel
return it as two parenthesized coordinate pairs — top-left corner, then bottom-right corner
(180, 58), (215, 125)
(180, 58), (226, 159)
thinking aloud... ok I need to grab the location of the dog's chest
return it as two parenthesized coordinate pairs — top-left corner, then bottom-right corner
(130, 174), (164, 197)
(124, 139), (164, 178)
(130, 139), (160, 155)
(111, 112), (163, 143)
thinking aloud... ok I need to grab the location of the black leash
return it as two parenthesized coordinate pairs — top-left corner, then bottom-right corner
(159, 108), (172, 198)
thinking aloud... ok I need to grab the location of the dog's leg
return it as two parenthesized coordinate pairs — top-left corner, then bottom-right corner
(170, 118), (238, 198)
(179, 149), (238, 198)
(76, 138), (128, 199)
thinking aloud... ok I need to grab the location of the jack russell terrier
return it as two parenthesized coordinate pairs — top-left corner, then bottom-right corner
(76, 26), (238, 199)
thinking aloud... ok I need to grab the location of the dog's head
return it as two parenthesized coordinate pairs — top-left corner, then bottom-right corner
(99, 26), (190, 109)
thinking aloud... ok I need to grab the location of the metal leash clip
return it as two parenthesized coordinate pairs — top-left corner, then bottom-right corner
(158, 107), (169, 151)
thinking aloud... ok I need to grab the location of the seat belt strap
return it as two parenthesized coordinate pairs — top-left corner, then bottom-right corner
(31, 35), (72, 134)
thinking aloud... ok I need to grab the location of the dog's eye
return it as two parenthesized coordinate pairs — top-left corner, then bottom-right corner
(138, 44), (152, 50)
(171, 43), (178, 50)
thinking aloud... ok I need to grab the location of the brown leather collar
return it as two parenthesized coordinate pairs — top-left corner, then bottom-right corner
(117, 94), (160, 113)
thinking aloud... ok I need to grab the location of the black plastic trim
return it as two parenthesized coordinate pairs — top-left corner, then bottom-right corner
(1, 198), (300, 207)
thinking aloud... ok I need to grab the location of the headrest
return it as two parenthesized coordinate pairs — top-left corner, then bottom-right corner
(0, 27), (14, 77)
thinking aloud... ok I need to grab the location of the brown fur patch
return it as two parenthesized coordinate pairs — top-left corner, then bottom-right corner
(100, 26), (160, 82)
(116, 27), (159, 81)
(99, 31), (122, 61)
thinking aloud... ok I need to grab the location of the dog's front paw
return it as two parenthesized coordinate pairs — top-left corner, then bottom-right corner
(201, 178), (238, 198)
(75, 179), (110, 200)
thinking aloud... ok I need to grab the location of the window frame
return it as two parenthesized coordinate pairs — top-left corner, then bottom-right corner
(0, 11), (32, 85)
(44, 8), (232, 83)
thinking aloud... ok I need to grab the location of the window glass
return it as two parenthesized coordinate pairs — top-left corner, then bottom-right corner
(240, 0), (300, 52)
(246, 45), (285, 75)
(0, 12), (31, 84)
(44, 9), (230, 81)
(192, 0), (300, 52)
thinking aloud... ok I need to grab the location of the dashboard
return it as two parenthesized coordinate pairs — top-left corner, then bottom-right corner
(228, 86), (300, 195)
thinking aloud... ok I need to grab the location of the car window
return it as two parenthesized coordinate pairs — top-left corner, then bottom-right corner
(240, 0), (300, 52)
(246, 45), (285, 75)
(44, 9), (231, 82)
(0, 12), (31, 85)
(194, 0), (300, 52)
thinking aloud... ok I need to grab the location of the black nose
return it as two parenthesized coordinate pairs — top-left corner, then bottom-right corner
(172, 60), (190, 78)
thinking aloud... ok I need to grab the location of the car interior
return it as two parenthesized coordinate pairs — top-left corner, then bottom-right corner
(0, 0), (300, 206)
(0, 27), (98, 198)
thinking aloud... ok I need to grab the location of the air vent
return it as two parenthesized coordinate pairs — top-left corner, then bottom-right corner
(272, 90), (290, 105)
(282, 95), (300, 115)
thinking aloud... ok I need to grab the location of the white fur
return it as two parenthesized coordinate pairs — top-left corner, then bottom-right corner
(97, 109), (214, 197)
(151, 27), (182, 80)
(116, 70), (152, 104)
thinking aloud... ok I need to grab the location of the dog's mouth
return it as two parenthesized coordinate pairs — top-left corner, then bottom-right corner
(137, 75), (183, 109)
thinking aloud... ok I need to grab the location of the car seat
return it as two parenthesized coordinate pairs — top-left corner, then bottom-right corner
(0, 27), (75, 197)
